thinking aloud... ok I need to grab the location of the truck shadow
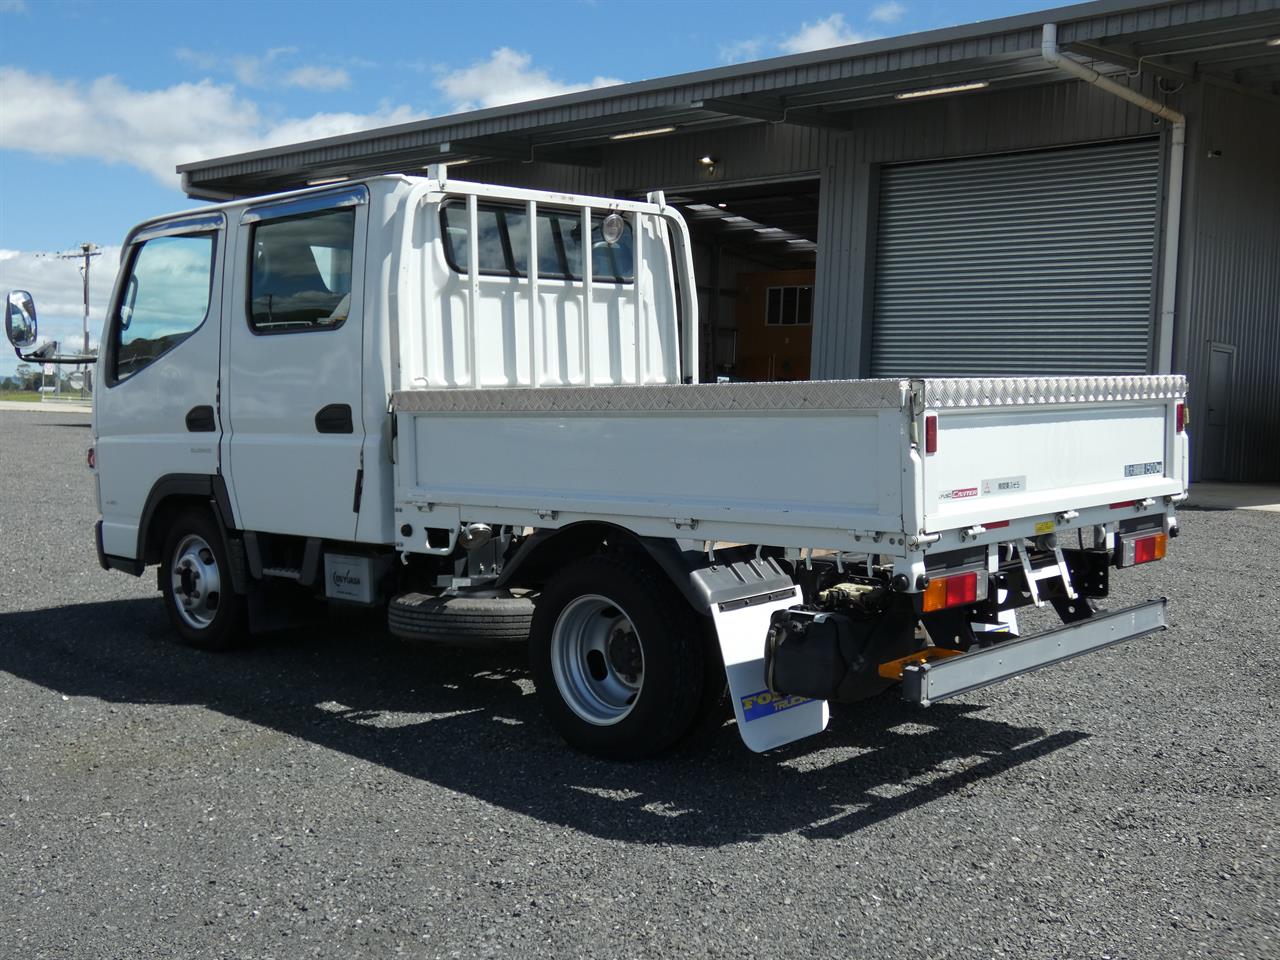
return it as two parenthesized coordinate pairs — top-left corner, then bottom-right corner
(0, 598), (1087, 847)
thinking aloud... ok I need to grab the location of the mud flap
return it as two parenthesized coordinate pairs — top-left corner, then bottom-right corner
(711, 587), (829, 752)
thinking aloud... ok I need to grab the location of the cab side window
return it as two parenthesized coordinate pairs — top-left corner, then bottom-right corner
(112, 233), (215, 383)
(249, 209), (355, 332)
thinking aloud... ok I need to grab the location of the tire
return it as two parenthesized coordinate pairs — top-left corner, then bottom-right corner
(388, 591), (535, 645)
(529, 553), (706, 760)
(159, 508), (247, 651)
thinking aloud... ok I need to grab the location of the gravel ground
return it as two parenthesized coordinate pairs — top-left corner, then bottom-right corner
(1, 409), (1277, 960)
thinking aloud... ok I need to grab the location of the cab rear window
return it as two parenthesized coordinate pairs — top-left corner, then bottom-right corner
(441, 201), (633, 283)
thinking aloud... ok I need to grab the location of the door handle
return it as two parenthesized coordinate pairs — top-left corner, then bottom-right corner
(315, 403), (354, 434)
(185, 405), (216, 432)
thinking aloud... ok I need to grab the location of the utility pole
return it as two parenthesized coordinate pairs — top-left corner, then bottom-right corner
(57, 242), (101, 393)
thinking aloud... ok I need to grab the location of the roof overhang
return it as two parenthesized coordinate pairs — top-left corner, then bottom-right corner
(178, 0), (1280, 200)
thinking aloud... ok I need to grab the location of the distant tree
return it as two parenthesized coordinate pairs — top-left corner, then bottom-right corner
(14, 363), (38, 391)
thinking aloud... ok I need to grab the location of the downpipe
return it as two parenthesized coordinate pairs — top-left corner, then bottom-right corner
(1042, 23), (1186, 373)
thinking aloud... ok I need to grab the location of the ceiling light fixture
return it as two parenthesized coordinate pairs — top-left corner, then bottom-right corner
(717, 203), (727, 209)
(895, 81), (990, 100)
(609, 126), (676, 140)
(698, 155), (716, 166)
(1267, 36), (1280, 46)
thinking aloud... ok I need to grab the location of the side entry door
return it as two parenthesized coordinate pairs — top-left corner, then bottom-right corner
(95, 214), (225, 560)
(223, 187), (368, 541)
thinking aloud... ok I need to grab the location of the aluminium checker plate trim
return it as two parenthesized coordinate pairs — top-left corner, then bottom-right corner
(392, 379), (910, 414)
(921, 375), (1187, 409)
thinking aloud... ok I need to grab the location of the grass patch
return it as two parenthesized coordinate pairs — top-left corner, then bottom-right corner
(0, 390), (42, 403)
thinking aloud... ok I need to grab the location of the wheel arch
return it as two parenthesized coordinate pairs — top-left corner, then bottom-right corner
(495, 521), (711, 615)
(105, 474), (241, 582)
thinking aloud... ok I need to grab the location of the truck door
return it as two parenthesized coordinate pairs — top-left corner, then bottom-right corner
(223, 187), (368, 541)
(95, 214), (226, 560)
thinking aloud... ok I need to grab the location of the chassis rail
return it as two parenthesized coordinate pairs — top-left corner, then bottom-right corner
(902, 598), (1168, 706)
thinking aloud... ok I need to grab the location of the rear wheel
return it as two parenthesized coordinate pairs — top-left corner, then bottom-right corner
(160, 509), (247, 650)
(530, 553), (706, 759)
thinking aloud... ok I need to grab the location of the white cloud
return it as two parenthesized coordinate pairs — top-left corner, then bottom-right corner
(0, 67), (424, 189)
(719, 38), (765, 64)
(779, 13), (873, 54)
(178, 46), (343, 89)
(283, 66), (351, 91)
(435, 48), (621, 111)
(869, 2), (907, 24)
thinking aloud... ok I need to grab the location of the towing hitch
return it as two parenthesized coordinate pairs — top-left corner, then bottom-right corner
(901, 598), (1167, 706)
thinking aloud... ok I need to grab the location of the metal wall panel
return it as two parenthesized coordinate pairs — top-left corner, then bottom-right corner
(1178, 82), (1280, 480)
(868, 139), (1162, 377)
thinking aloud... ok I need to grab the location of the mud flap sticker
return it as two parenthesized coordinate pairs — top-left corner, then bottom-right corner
(710, 588), (830, 752)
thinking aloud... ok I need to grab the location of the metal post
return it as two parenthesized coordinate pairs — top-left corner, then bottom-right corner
(581, 206), (593, 385)
(527, 199), (540, 386)
(466, 194), (480, 388)
(632, 210), (643, 384)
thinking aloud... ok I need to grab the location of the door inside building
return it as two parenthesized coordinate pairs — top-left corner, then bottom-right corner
(870, 139), (1162, 377)
(1203, 343), (1235, 480)
(667, 179), (819, 381)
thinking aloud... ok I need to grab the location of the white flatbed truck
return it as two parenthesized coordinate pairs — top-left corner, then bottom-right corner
(5, 173), (1188, 758)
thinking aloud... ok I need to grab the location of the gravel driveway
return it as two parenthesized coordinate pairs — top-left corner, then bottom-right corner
(1, 409), (1276, 959)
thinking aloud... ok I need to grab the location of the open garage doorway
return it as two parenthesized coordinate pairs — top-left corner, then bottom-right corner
(666, 179), (819, 382)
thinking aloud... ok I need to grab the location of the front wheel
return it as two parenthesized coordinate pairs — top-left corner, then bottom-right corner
(529, 553), (707, 759)
(160, 509), (247, 650)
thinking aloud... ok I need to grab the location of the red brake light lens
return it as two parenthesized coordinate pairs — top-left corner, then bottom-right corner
(1176, 402), (1185, 434)
(924, 414), (938, 454)
(1133, 533), (1167, 564)
(946, 572), (978, 606)
(922, 571), (979, 612)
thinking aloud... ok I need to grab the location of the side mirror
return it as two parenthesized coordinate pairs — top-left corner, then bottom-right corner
(5, 290), (37, 350)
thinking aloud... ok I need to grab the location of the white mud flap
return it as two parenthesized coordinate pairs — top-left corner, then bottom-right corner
(711, 588), (830, 752)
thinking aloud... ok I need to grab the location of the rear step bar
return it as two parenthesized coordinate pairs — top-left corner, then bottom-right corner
(902, 598), (1167, 706)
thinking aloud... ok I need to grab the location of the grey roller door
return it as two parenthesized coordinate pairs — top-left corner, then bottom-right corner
(870, 139), (1161, 377)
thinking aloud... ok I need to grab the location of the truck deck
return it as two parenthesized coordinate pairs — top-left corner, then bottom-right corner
(392, 373), (1187, 558)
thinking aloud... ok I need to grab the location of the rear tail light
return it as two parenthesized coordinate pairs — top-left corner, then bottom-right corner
(1133, 532), (1167, 564)
(922, 570), (979, 612)
(1118, 531), (1167, 566)
(924, 414), (937, 454)
(1176, 402), (1185, 434)
(1110, 500), (1137, 509)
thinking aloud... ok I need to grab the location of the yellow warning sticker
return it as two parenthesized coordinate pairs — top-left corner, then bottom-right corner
(1034, 520), (1056, 535)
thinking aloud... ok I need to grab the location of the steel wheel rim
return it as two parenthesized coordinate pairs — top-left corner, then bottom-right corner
(550, 594), (645, 726)
(170, 534), (221, 630)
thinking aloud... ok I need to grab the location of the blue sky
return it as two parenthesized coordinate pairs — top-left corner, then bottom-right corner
(0, 0), (1049, 375)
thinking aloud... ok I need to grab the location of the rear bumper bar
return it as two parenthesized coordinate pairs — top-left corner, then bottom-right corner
(902, 598), (1167, 706)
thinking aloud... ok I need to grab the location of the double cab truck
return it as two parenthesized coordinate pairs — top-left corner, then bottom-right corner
(4, 173), (1188, 758)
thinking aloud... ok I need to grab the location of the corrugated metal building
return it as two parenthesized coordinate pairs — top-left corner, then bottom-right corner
(179, 0), (1280, 481)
